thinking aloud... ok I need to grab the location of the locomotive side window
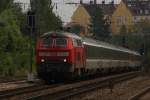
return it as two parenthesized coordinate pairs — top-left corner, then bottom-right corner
(73, 39), (82, 47)
(73, 39), (78, 47)
(77, 40), (82, 46)
(42, 37), (53, 48)
(55, 38), (67, 47)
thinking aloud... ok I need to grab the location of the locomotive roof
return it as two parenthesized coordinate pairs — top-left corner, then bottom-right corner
(41, 32), (140, 56)
(41, 31), (82, 39)
(83, 38), (141, 56)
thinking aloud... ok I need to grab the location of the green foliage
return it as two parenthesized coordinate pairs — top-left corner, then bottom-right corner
(12, 4), (27, 36)
(148, 52), (150, 63)
(0, 0), (41, 77)
(91, 6), (110, 40)
(111, 34), (144, 51)
(119, 25), (127, 35)
(70, 25), (83, 35)
(0, 0), (13, 13)
(31, 0), (62, 35)
(131, 20), (150, 34)
(119, 25), (128, 46)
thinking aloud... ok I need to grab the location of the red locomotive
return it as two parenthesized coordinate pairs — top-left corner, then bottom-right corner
(36, 31), (142, 81)
(36, 32), (86, 80)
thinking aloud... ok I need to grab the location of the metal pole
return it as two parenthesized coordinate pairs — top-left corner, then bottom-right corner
(27, 0), (34, 82)
(30, 28), (32, 74)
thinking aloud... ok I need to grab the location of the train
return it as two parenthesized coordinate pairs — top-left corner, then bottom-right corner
(35, 31), (142, 81)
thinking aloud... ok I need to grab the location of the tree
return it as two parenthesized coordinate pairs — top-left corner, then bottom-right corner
(131, 20), (150, 34)
(0, 8), (30, 77)
(91, 6), (110, 40)
(0, 0), (13, 13)
(119, 25), (128, 47)
(31, 0), (62, 35)
(12, 4), (27, 36)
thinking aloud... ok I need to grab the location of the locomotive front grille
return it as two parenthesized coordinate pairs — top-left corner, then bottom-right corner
(38, 61), (72, 72)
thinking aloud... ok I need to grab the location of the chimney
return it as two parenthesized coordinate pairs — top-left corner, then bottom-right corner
(89, 0), (94, 4)
(102, 0), (105, 4)
(94, 0), (97, 4)
(80, 0), (83, 4)
(111, 0), (114, 5)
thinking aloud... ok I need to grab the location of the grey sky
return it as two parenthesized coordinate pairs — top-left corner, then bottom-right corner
(14, 0), (121, 3)
(54, 0), (121, 4)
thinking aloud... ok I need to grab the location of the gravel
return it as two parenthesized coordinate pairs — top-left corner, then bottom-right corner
(70, 75), (150, 100)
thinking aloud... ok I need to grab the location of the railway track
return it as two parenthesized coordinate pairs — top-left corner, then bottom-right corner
(0, 77), (26, 84)
(0, 82), (62, 100)
(0, 71), (141, 100)
(26, 71), (141, 100)
(0, 78), (41, 92)
(0, 79), (29, 85)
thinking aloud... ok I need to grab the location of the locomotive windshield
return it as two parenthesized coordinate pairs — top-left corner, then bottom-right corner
(55, 38), (67, 47)
(42, 37), (53, 48)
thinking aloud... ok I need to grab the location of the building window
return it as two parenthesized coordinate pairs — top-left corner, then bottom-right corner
(128, 4), (132, 7)
(140, 9), (143, 14)
(145, 9), (149, 14)
(116, 16), (125, 26)
(134, 17), (137, 23)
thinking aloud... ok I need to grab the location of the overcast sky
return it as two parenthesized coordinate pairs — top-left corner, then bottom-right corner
(14, 0), (122, 24)
(14, 0), (121, 3)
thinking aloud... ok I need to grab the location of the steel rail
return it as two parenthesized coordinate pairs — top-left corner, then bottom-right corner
(0, 83), (60, 100)
(0, 77), (26, 84)
(0, 77), (40, 85)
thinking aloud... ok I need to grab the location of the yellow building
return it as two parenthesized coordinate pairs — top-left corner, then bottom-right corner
(111, 0), (150, 34)
(71, 5), (91, 36)
(69, 1), (116, 36)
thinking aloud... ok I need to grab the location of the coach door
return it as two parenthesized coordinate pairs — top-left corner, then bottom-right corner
(73, 38), (84, 69)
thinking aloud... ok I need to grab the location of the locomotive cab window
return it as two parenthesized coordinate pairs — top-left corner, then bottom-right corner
(55, 38), (67, 47)
(42, 37), (53, 48)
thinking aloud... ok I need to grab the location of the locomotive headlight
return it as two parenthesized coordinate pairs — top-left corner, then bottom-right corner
(41, 59), (45, 62)
(64, 59), (67, 62)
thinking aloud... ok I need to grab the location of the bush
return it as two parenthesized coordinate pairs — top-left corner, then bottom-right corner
(0, 9), (31, 77)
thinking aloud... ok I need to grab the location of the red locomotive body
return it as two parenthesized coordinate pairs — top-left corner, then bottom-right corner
(36, 32), (85, 80)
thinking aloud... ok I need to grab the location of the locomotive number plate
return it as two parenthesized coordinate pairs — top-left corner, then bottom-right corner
(39, 52), (69, 56)
(39, 52), (57, 56)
